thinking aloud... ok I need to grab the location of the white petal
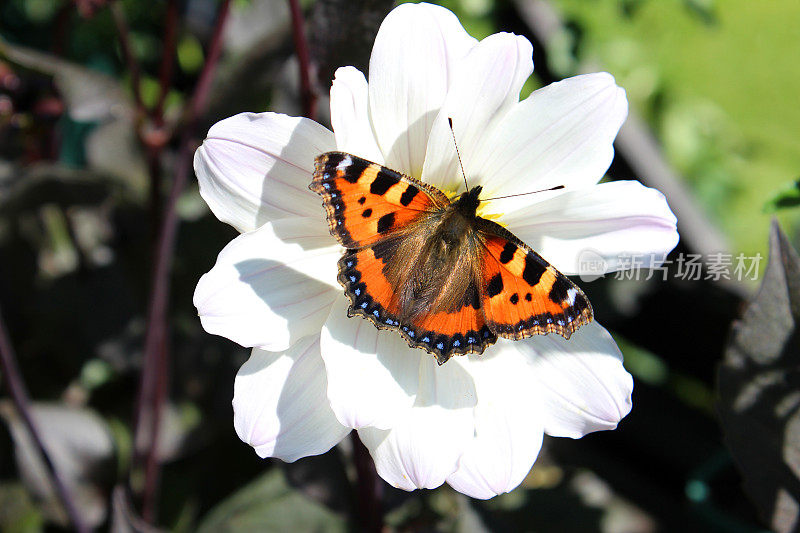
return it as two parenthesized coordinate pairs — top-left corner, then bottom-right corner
(446, 346), (545, 499)
(233, 338), (350, 462)
(473, 73), (628, 215)
(195, 112), (335, 232)
(368, 2), (477, 177)
(329, 67), (384, 164)
(514, 322), (633, 439)
(194, 217), (340, 351)
(358, 355), (477, 491)
(503, 180), (679, 275)
(320, 295), (421, 430)
(422, 32), (533, 191)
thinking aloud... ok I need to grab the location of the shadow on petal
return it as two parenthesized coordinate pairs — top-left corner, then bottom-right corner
(234, 339), (350, 461)
(233, 259), (338, 348)
(254, 115), (335, 228)
(381, 110), (439, 178)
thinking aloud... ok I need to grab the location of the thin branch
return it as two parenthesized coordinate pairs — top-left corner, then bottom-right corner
(132, 0), (231, 523)
(288, 0), (316, 120)
(0, 307), (90, 533)
(186, 0), (231, 124)
(110, 0), (145, 115)
(153, 0), (180, 125)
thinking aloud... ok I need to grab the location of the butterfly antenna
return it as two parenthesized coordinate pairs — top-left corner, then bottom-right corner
(448, 118), (469, 192)
(482, 185), (565, 201)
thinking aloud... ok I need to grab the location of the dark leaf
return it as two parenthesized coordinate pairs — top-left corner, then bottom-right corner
(195, 468), (347, 532)
(110, 485), (163, 533)
(717, 220), (800, 533)
(0, 37), (131, 123)
(0, 401), (116, 528)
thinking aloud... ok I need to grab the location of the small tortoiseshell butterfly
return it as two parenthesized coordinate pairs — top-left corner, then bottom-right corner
(310, 152), (593, 364)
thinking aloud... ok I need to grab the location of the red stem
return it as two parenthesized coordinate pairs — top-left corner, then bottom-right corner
(351, 432), (384, 532)
(133, 0), (231, 523)
(287, 0), (316, 120)
(153, 0), (180, 126)
(0, 307), (90, 533)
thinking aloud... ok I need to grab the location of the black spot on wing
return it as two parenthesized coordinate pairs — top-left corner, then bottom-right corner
(548, 277), (571, 304)
(370, 171), (400, 195)
(344, 157), (368, 183)
(510, 293), (519, 305)
(361, 208), (372, 218)
(463, 282), (481, 310)
(499, 242), (517, 264)
(399, 185), (419, 206)
(358, 196), (366, 205)
(377, 212), (395, 234)
(371, 238), (399, 264)
(522, 253), (546, 286)
(487, 273), (503, 297)
(324, 152), (345, 170)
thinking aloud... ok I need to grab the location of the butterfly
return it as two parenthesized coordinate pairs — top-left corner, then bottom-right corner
(309, 152), (593, 365)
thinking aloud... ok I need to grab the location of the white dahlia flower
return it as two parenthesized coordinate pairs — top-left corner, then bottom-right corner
(193, 2), (678, 498)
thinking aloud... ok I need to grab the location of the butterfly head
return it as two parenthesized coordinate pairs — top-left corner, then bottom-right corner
(454, 185), (483, 217)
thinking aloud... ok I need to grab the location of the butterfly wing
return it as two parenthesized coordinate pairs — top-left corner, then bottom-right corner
(477, 220), (593, 340)
(310, 152), (448, 248)
(336, 241), (497, 364)
(312, 152), (486, 360)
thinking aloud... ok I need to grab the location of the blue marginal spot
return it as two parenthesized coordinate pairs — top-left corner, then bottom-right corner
(408, 331), (415, 338)
(453, 340), (460, 347)
(422, 336), (430, 343)
(483, 330), (490, 338)
(360, 301), (368, 309)
(558, 319), (565, 326)
(546, 317), (553, 324)
(436, 342), (444, 350)
(468, 337), (475, 344)
(323, 183), (330, 189)
(354, 288), (361, 296)
(372, 310), (379, 317)
(346, 261), (353, 267)
(349, 275), (356, 282)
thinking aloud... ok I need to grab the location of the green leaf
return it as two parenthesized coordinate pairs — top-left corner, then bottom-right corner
(196, 468), (347, 533)
(717, 220), (800, 531)
(764, 178), (800, 213)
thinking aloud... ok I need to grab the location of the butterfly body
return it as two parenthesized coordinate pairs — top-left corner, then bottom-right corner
(310, 152), (593, 364)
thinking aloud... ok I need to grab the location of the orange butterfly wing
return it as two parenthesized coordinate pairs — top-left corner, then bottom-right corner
(310, 152), (447, 248)
(310, 152), (496, 362)
(336, 244), (497, 363)
(478, 221), (593, 340)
